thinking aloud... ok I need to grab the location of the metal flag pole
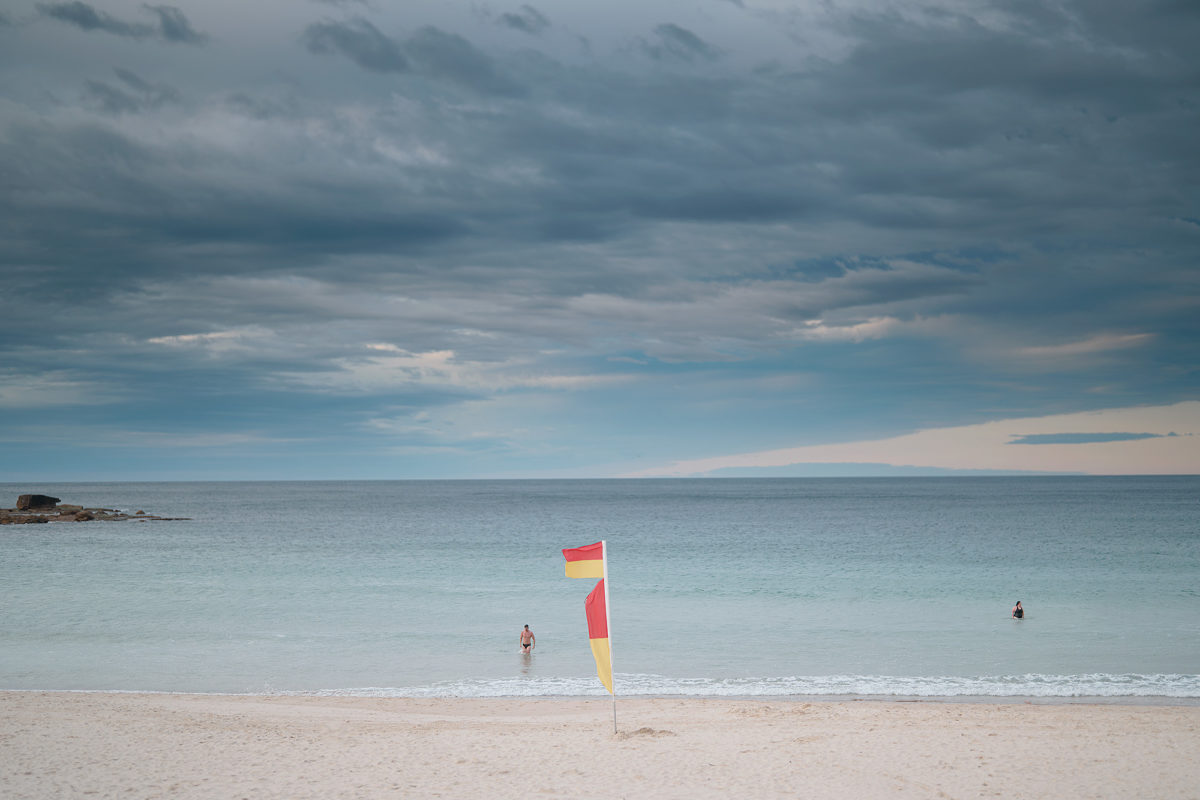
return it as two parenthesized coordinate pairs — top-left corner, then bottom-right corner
(601, 539), (616, 734)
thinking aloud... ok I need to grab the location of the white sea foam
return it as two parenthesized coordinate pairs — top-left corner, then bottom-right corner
(301, 673), (1200, 699)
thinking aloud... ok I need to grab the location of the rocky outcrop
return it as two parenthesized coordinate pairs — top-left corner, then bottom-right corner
(0, 512), (49, 524)
(16, 494), (60, 510)
(2, 496), (189, 525)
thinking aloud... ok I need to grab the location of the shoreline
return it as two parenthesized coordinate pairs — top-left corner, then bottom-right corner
(4, 687), (1198, 706)
(4, 692), (1199, 798)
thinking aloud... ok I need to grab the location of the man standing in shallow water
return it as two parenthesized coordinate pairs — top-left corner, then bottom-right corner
(519, 625), (535, 653)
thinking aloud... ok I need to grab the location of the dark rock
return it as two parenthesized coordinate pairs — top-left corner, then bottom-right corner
(16, 494), (60, 510)
(0, 498), (188, 524)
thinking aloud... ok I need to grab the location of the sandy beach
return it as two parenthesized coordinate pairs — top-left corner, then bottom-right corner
(2, 693), (1198, 799)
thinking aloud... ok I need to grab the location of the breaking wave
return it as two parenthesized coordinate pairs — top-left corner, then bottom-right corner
(299, 672), (1200, 700)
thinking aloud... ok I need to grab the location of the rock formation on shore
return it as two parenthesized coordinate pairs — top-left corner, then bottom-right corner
(1, 495), (189, 525)
(16, 494), (60, 510)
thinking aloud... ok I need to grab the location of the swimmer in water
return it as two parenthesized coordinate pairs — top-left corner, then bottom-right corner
(519, 624), (535, 653)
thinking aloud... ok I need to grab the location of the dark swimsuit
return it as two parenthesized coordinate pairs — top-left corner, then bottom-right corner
(1014, 607), (1023, 618)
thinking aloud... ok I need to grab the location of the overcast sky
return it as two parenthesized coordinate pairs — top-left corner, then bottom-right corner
(1, 0), (1198, 480)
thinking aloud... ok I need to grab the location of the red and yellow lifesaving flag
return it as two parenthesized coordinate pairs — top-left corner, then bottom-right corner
(562, 541), (604, 579)
(562, 540), (613, 695)
(585, 579), (613, 694)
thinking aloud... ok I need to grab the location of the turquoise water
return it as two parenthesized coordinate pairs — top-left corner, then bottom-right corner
(2, 478), (1197, 698)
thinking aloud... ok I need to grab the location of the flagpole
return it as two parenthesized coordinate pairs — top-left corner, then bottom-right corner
(601, 539), (616, 734)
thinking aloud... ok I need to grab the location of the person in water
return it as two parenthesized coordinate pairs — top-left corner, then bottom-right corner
(1012, 601), (1024, 619)
(519, 624), (535, 653)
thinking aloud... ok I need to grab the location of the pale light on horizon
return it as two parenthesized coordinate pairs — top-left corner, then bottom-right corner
(627, 402), (1200, 478)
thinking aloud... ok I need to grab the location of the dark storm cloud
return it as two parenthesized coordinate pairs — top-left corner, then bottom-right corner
(0, 116), (464, 303)
(498, 5), (549, 36)
(11, 0), (1193, 305)
(37, 2), (207, 44)
(301, 18), (409, 73)
(12, 0), (1199, 289)
(641, 23), (721, 63)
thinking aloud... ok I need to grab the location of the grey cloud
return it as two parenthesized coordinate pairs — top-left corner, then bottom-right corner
(302, 18), (409, 73)
(836, 8), (1189, 116)
(15, 0), (1197, 270)
(701, 260), (982, 330)
(1068, 0), (1200, 68)
(114, 67), (176, 98)
(405, 26), (523, 96)
(84, 80), (143, 114)
(0, 116), (464, 304)
(632, 186), (806, 223)
(84, 68), (179, 114)
(3, 0), (1198, 478)
(38, 1), (154, 38)
(143, 4), (207, 44)
(783, 259), (846, 283)
(225, 92), (301, 121)
(37, 2), (207, 44)
(499, 5), (550, 36)
(5, 1), (1199, 373)
(642, 23), (721, 63)
(1008, 433), (1165, 445)
(299, 19), (519, 94)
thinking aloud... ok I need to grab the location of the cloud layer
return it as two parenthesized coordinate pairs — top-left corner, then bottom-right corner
(1, 0), (1197, 479)
(37, 2), (207, 43)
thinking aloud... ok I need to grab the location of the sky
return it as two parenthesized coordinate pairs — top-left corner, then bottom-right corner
(0, 0), (1198, 481)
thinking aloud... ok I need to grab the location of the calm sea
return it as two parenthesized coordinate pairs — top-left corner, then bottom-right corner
(2, 478), (1197, 700)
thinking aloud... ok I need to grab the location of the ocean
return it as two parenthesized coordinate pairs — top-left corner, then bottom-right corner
(2, 478), (1197, 700)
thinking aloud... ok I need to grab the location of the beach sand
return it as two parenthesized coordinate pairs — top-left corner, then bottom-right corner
(2, 692), (1198, 799)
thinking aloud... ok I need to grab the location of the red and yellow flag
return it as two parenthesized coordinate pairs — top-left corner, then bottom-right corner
(585, 579), (613, 694)
(563, 540), (613, 695)
(562, 541), (604, 579)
